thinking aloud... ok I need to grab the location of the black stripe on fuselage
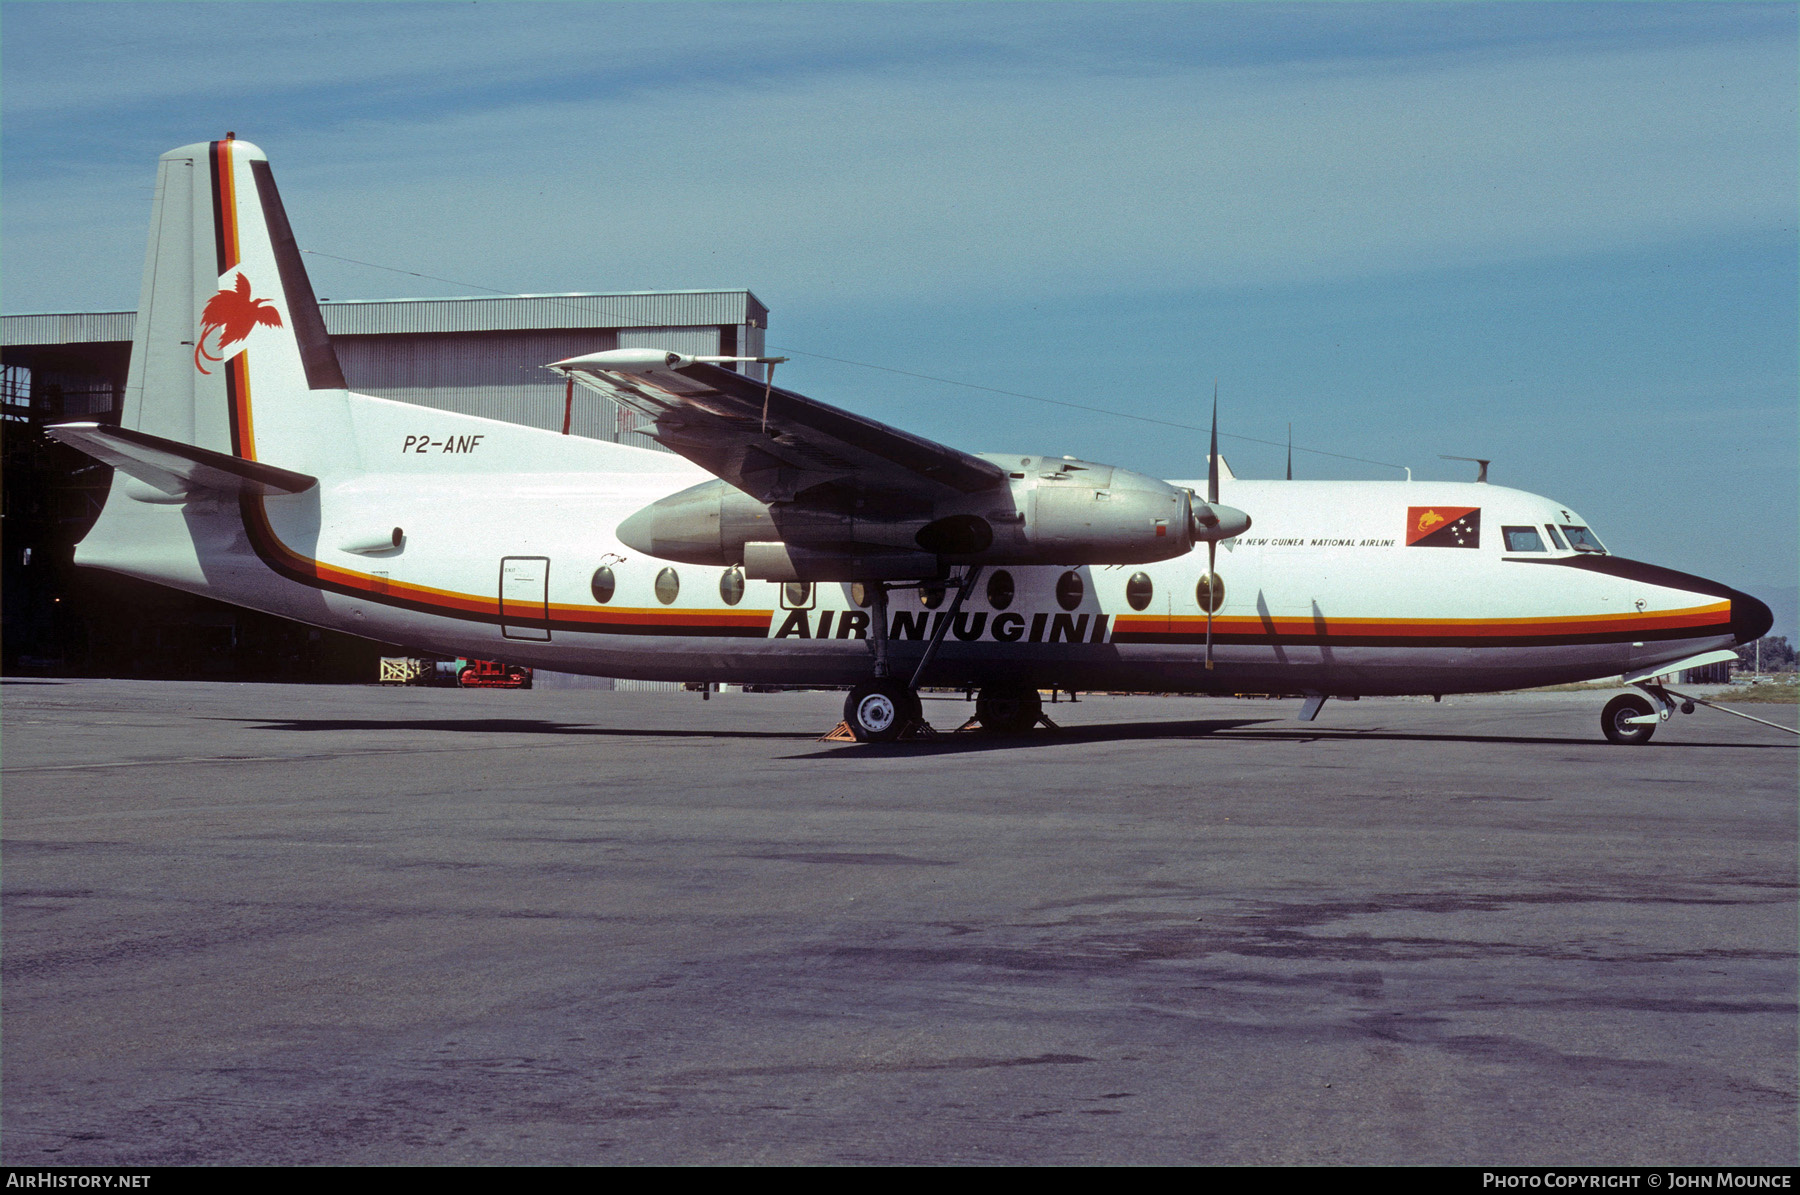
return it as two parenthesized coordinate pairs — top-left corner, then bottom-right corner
(1111, 625), (1725, 648)
(1503, 553), (1736, 599)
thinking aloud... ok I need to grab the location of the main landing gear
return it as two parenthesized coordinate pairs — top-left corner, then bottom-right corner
(840, 570), (976, 743)
(843, 677), (923, 743)
(843, 566), (1039, 743)
(973, 684), (1042, 735)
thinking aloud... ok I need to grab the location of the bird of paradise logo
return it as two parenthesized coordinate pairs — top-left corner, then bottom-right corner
(195, 273), (282, 374)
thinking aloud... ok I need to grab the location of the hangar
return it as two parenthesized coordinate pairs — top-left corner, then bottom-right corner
(1, 290), (768, 681)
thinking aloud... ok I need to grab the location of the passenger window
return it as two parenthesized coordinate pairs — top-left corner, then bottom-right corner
(719, 567), (745, 606)
(590, 566), (616, 604)
(654, 567), (680, 604)
(1055, 570), (1084, 611)
(986, 570), (1015, 610)
(782, 581), (814, 609)
(1125, 572), (1154, 611)
(1544, 524), (1567, 550)
(1503, 526), (1545, 552)
(1196, 572), (1224, 613)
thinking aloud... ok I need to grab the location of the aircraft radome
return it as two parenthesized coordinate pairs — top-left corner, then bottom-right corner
(47, 138), (1775, 744)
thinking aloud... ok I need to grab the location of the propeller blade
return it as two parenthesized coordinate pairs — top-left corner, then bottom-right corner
(1286, 422), (1292, 481)
(1205, 539), (1216, 670)
(1208, 383), (1220, 506)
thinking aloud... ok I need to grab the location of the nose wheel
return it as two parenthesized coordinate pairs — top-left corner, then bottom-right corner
(843, 678), (923, 743)
(1601, 693), (1657, 745)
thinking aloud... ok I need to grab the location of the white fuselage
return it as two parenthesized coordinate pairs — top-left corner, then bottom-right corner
(74, 389), (1747, 697)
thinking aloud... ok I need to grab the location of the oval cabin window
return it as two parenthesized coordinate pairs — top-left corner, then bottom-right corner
(719, 567), (745, 606)
(1055, 570), (1084, 611)
(655, 567), (680, 605)
(1196, 573), (1224, 614)
(986, 570), (1015, 610)
(1126, 572), (1154, 611)
(590, 566), (616, 604)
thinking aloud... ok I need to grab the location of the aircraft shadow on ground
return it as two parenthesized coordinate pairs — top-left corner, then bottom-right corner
(786, 720), (1797, 758)
(221, 715), (1793, 754)
(224, 717), (816, 740)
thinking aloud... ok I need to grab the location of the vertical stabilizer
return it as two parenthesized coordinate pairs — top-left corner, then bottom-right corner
(121, 138), (352, 474)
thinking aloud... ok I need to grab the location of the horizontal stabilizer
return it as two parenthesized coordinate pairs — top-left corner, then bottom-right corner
(46, 422), (317, 498)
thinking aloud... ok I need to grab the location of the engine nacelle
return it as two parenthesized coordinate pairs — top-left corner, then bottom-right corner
(615, 456), (1247, 579)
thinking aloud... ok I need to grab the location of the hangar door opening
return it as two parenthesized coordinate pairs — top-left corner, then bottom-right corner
(500, 556), (552, 641)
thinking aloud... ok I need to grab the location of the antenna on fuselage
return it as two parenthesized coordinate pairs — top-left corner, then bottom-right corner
(1441, 455), (1491, 483)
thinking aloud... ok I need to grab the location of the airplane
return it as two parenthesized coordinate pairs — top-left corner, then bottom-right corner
(45, 138), (1774, 745)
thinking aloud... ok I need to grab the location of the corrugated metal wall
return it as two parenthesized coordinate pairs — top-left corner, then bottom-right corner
(0, 293), (765, 346)
(4, 293), (768, 454)
(334, 328), (623, 440)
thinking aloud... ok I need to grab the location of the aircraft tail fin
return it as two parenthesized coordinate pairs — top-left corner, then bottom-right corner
(119, 137), (352, 473)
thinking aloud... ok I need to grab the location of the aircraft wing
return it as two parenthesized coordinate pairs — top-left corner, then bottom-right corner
(552, 350), (1007, 506)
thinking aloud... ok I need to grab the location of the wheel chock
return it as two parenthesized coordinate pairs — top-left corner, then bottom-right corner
(818, 718), (940, 743)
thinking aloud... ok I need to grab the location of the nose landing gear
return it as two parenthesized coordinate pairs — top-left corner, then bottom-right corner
(1601, 693), (1658, 745)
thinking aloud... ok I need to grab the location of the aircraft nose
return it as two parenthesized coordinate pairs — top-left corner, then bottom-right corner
(1729, 587), (1773, 645)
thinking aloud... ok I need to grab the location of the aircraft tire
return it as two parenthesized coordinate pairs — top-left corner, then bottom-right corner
(975, 684), (1042, 734)
(844, 680), (920, 743)
(1601, 694), (1657, 745)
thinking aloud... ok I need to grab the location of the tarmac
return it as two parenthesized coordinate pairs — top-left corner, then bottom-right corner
(2, 679), (1794, 1165)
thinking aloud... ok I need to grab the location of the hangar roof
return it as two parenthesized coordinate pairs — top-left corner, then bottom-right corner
(1, 290), (769, 346)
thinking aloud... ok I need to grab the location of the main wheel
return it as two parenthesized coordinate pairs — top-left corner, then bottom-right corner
(844, 679), (921, 743)
(1601, 693), (1657, 745)
(975, 684), (1042, 734)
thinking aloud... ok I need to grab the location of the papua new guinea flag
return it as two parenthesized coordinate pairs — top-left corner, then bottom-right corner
(1406, 506), (1480, 548)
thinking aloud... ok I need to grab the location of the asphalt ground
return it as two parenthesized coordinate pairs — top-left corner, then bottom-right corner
(2, 679), (1794, 1166)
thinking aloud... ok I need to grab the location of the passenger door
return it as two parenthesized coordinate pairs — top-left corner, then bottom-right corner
(499, 556), (551, 641)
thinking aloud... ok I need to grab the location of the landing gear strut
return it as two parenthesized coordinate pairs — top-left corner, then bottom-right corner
(840, 566), (983, 743)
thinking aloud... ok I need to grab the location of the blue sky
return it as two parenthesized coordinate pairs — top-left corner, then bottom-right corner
(5, 2), (1795, 632)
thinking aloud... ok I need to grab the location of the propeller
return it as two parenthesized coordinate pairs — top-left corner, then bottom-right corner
(1188, 384), (1251, 669)
(1206, 386), (1218, 669)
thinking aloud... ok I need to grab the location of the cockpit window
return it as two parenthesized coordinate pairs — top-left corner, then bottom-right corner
(1503, 526), (1545, 552)
(1543, 524), (1567, 550)
(1562, 525), (1605, 553)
